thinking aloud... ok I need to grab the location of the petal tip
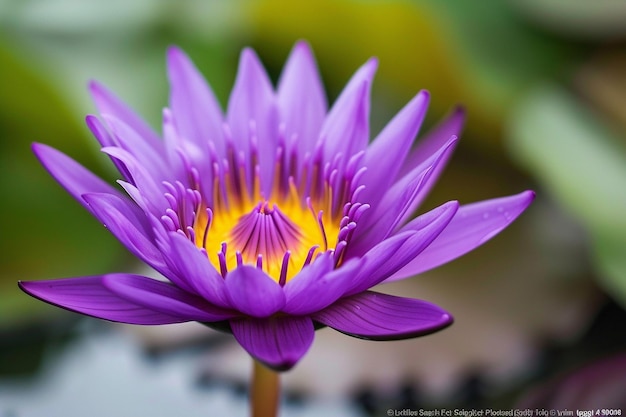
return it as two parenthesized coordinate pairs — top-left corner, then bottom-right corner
(409, 89), (431, 111)
(517, 189), (537, 213)
(240, 47), (260, 65)
(441, 312), (454, 327)
(361, 57), (379, 81)
(367, 56), (379, 70)
(87, 80), (109, 102)
(31, 142), (60, 168)
(30, 141), (45, 155)
(166, 44), (183, 57)
(87, 79), (101, 92)
(17, 280), (31, 293)
(523, 189), (537, 202)
(166, 45), (188, 70)
(293, 39), (313, 54)
(18, 280), (51, 305)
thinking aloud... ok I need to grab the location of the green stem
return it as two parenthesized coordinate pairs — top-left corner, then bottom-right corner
(250, 359), (280, 417)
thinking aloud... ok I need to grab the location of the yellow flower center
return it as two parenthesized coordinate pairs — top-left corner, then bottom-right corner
(191, 144), (344, 284)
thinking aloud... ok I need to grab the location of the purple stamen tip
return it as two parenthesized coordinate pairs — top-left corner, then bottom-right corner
(303, 245), (319, 268)
(279, 251), (291, 286)
(218, 250), (228, 278)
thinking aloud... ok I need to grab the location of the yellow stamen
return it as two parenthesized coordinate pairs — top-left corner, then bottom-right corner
(195, 173), (340, 283)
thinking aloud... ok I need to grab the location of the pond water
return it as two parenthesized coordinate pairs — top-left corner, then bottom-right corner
(0, 322), (361, 417)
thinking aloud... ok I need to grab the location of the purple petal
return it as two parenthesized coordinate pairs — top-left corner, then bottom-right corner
(226, 48), (278, 197)
(19, 276), (187, 325)
(116, 180), (154, 219)
(101, 114), (168, 180)
(88, 81), (163, 153)
(313, 291), (453, 340)
(349, 137), (458, 256)
(399, 106), (465, 178)
(31, 143), (122, 214)
(225, 266), (285, 318)
(384, 135), (458, 225)
(103, 274), (236, 322)
(101, 146), (168, 215)
(85, 116), (132, 182)
(277, 40), (327, 156)
(321, 58), (377, 164)
(167, 46), (224, 158)
(230, 316), (314, 371)
(386, 190), (536, 281)
(283, 253), (361, 315)
(162, 232), (231, 309)
(82, 192), (170, 276)
(359, 90), (430, 204)
(345, 201), (459, 295)
(160, 109), (193, 188)
(343, 231), (411, 290)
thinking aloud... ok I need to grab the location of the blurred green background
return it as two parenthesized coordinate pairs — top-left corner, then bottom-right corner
(1, 0), (625, 414)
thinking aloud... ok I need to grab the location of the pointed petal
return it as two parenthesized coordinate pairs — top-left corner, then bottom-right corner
(313, 291), (453, 340)
(88, 81), (163, 153)
(116, 180), (154, 220)
(160, 108), (215, 202)
(225, 266), (285, 318)
(346, 201), (458, 295)
(19, 276), (187, 325)
(103, 274), (236, 322)
(162, 232), (230, 309)
(167, 46), (224, 158)
(360, 90), (430, 203)
(230, 316), (314, 371)
(101, 114), (168, 180)
(344, 231), (411, 290)
(160, 108), (190, 185)
(384, 135), (458, 227)
(32, 143), (122, 214)
(101, 146), (168, 215)
(226, 48), (277, 196)
(277, 41), (327, 155)
(350, 137), (458, 255)
(387, 190), (536, 281)
(283, 254), (361, 315)
(82, 192), (169, 276)
(85, 115), (132, 182)
(321, 58), (377, 162)
(399, 106), (465, 178)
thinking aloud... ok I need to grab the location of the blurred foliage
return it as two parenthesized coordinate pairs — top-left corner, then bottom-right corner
(510, 0), (626, 41)
(247, 0), (581, 152)
(508, 86), (626, 307)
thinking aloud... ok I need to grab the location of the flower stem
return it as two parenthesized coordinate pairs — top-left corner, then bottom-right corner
(250, 359), (280, 417)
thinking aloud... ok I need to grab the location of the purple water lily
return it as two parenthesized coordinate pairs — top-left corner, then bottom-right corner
(20, 41), (534, 371)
